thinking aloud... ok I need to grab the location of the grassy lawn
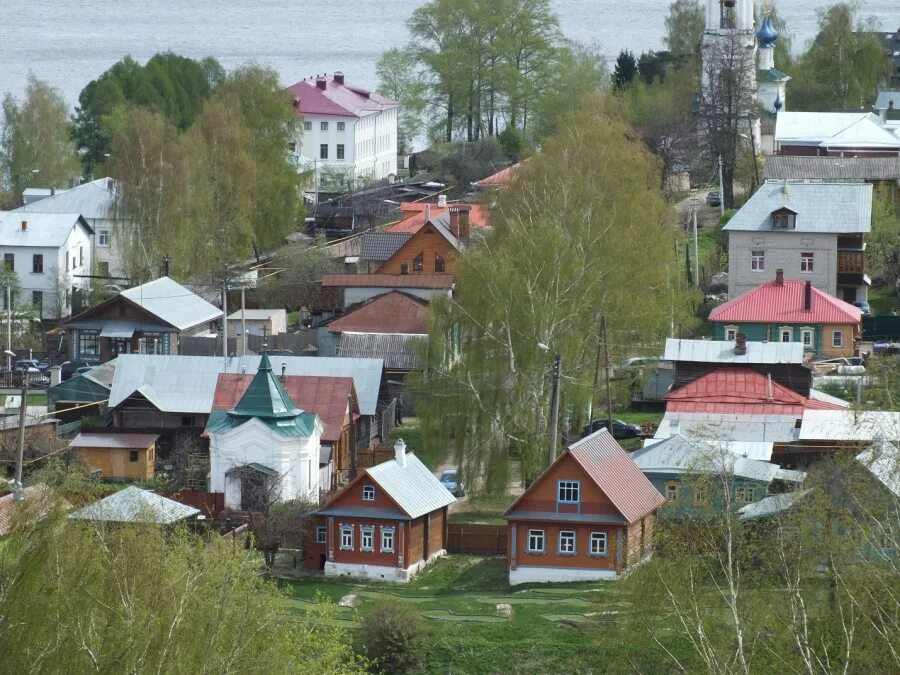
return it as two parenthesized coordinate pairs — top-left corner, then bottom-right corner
(283, 555), (642, 673)
(616, 411), (664, 427)
(867, 284), (897, 316)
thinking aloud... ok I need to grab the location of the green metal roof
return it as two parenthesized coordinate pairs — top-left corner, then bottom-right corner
(229, 352), (302, 419)
(205, 409), (317, 437)
(763, 68), (790, 83)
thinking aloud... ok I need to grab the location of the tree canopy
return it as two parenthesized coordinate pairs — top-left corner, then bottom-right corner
(664, 0), (704, 63)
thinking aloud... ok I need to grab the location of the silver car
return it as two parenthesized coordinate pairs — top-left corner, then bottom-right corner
(440, 468), (465, 497)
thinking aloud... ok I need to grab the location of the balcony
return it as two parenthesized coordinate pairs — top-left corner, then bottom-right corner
(837, 250), (865, 275)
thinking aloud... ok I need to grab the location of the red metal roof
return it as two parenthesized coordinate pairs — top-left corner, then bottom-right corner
(709, 279), (861, 324)
(285, 75), (399, 118)
(665, 367), (844, 415)
(385, 202), (491, 233)
(503, 429), (664, 524)
(212, 374), (357, 442)
(321, 273), (455, 289)
(473, 160), (525, 187)
(328, 291), (428, 335)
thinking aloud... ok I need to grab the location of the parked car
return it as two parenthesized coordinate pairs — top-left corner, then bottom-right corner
(706, 191), (722, 207)
(61, 359), (94, 380)
(13, 358), (49, 373)
(439, 468), (465, 497)
(853, 301), (871, 317)
(581, 419), (642, 440)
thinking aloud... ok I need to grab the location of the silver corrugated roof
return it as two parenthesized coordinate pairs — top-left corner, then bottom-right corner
(808, 388), (851, 408)
(664, 338), (804, 364)
(226, 309), (286, 321)
(775, 112), (896, 145)
(764, 156), (900, 181)
(738, 489), (810, 521)
(723, 181), (872, 234)
(14, 178), (117, 220)
(655, 412), (800, 443)
(799, 410), (900, 441)
(360, 232), (411, 261)
(121, 277), (222, 331)
(107, 354), (385, 415)
(70, 432), (159, 448)
(338, 332), (426, 370)
(0, 211), (92, 246)
(857, 441), (900, 498)
(367, 452), (455, 519)
(875, 91), (900, 111)
(68, 486), (199, 524)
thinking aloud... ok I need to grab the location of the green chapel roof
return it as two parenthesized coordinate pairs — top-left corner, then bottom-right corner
(229, 351), (302, 419)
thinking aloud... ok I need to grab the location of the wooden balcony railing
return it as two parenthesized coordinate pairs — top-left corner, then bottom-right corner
(837, 251), (865, 275)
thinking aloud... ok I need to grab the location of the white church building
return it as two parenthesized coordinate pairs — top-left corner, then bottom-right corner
(286, 72), (400, 189)
(206, 353), (322, 510)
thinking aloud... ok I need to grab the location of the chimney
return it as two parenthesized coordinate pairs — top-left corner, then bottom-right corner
(670, 418), (680, 436)
(316, 76), (327, 90)
(767, 373), (774, 401)
(107, 178), (114, 191)
(394, 438), (407, 467)
(449, 205), (471, 240)
(437, 194), (447, 208)
(775, 269), (784, 286)
(734, 332), (747, 355)
(424, 204), (431, 223)
(334, 71), (344, 85)
(804, 280), (812, 311)
(281, 363), (287, 382)
(50, 187), (55, 196)
(20, 220), (27, 231)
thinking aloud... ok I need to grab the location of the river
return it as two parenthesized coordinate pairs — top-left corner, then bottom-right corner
(0, 1), (898, 107)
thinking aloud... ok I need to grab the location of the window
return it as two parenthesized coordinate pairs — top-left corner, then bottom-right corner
(340, 525), (353, 550)
(664, 481), (679, 502)
(832, 331), (843, 348)
(413, 252), (424, 272)
(590, 532), (608, 556)
(320, 121), (329, 131)
(360, 526), (374, 552)
(98, 229), (110, 247)
(725, 325), (738, 341)
(320, 144), (328, 159)
(772, 209), (796, 229)
(801, 328), (813, 347)
(181, 416), (192, 427)
(336, 144), (345, 160)
(32, 254), (43, 273)
(381, 527), (395, 552)
(800, 252), (814, 272)
(129, 450), (139, 462)
(399, 263), (408, 275)
(780, 328), (792, 343)
(337, 121), (345, 131)
(98, 261), (110, 277)
(434, 253), (445, 273)
(558, 480), (580, 504)
(77, 330), (100, 359)
(735, 486), (754, 504)
(693, 485), (709, 507)
(32, 291), (42, 311)
(3, 253), (13, 271)
(303, 121), (312, 131)
(558, 530), (576, 555)
(751, 250), (764, 271)
(316, 527), (327, 544)
(527, 529), (545, 553)
(362, 484), (375, 501)
(79, 246), (83, 268)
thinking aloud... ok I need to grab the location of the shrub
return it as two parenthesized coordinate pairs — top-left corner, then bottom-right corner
(356, 600), (424, 674)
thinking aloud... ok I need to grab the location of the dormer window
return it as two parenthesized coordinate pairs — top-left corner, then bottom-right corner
(362, 484), (375, 501)
(771, 208), (797, 230)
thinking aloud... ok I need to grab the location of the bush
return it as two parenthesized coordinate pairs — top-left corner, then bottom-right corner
(356, 600), (424, 674)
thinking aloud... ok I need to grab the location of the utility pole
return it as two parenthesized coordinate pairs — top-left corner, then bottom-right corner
(692, 198), (700, 288)
(747, 116), (760, 191)
(718, 154), (725, 217)
(13, 369), (27, 501)
(241, 286), (247, 357)
(588, 324), (603, 423)
(162, 255), (170, 277)
(6, 285), (11, 372)
(222, 280), (228, 367)
(547, 353), (561, 467)
(601, 317), (613, 435)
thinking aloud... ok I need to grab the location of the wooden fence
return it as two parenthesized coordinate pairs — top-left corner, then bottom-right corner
(447, 523), (507, 556)
(162, 489), (225, 517)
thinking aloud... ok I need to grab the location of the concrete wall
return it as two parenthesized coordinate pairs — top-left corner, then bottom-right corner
(728, 230), (837, 298)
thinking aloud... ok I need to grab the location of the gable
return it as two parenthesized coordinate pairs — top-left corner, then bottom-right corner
(377, 225), (457, 274)
(320, 467), (409, 517)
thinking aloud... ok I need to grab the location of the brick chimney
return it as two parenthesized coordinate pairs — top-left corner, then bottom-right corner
(804, 280), (812, 311)
(394, 438), (407, 467)
(774, 268), (784, 286)
(20, 220), (27, 231)
(734, 332), (747, 355)
(449, 205), (471, 240)
(316, 76), (327, 90)
(334, 71), (344, 85)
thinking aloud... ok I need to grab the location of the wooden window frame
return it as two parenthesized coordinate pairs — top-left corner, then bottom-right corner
(693, 485), (709, 507)
(558, 530), (576, 555)
(800, 251), (814, 272)
(526, 529), (545, 554)
(380, 526), (395, 553)
(589, 531), (608, 556)
(340, 525), (353, 550)
(360, 526), (374, 552)
(557, 480), (580, 504)
(751, 250), (765, 271)
(316, 526), (327, 544)
(832, 331), (843, 348)
(664, 480), (679, 502)
(362, 484), (375, 501)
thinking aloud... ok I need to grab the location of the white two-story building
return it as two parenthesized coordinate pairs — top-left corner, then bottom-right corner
(0, 212), (93, 318)
(286, 72), (399, 188)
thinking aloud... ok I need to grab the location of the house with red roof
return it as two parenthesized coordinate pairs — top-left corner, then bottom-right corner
(473, 160), (525, 189)
(503, 429), (665, 584)
(385, 199), (490, 233)
(710, 270), (861, 358)
(285, 73), (400, 184)
(359, 208), (465, 275)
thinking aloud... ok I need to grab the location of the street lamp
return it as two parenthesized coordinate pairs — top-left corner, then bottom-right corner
(538, 343), (561, 466)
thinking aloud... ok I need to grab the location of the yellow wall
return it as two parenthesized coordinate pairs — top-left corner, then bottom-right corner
(76, 444), (155, 480)
(820, 323), (859, 359)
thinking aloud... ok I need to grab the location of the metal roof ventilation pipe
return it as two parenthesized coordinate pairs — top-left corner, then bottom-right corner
(394, 438), (407, 467)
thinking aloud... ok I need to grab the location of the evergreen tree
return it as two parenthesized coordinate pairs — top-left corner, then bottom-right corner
(612, 50), (638, 89)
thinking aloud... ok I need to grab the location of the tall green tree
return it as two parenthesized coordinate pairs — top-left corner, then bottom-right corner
(788, 2), (891, 111)
(612, 50), (638, 89)
(664, 0), (705, 63)
(376, 48), (428, 154)
(868, 187), (900, 296)
(0, 74), (80, 206)
(409, 98), (697, 492)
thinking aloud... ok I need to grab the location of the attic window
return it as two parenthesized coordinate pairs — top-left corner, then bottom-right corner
(772, 208), (796, 230)
(362, 484), (375, 501)
(434, 252), (445, 273)
(413, 252), (424, 272)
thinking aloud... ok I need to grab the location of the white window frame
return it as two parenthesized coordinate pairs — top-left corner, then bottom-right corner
(780, 326), (793, 343)
(832, 331), (843, 348)
(557, 480), (580, 504)
(316, 526), (326, 544)
(751, 250), (765, 271)
(362, 484), (375, 501)
(735, 486), (754, 505)
(725, 325), (738, 341)
(380, 526), (395, 553)
(800, 251), (814, 272)
(558, 530), (576, 555)
(360, 526), (374, 552)
(665, 481), (678, 502)
(98, 229), (110, 247)
(337, 121), (345, 131)
(303, 120), (312, 131)
(526, 529), (545, 554)
(340, 525), (353, 550)
(801, 327), (814, 347)
(589, 532), (608, 556)
(320, 121), (329, 131)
